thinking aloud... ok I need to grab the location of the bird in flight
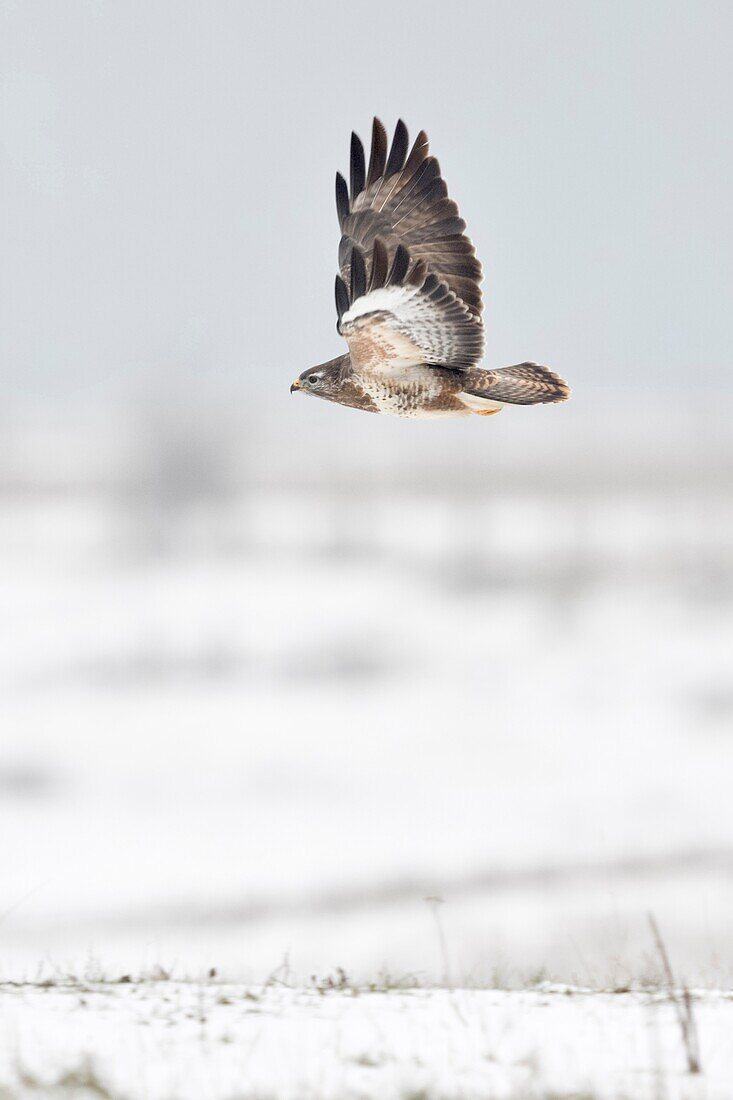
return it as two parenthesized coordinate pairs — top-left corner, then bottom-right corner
(291, 119), (570, 418)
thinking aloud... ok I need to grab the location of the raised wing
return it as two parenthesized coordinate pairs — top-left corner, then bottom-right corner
(336, 238), (484, 373)
(336, 118), (483, 321)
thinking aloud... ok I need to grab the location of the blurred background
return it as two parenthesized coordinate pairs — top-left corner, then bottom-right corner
(1, 0), (732, 986)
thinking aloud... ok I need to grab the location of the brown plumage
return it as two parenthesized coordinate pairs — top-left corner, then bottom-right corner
(291, 119), (571, 419)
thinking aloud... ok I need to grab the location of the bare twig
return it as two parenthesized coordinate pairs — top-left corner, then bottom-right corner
(424, 896), (452, 988)
(648, 912), (701, 1074)
(263, 953), (293, 989)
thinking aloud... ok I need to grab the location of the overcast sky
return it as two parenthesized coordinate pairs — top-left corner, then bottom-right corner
(1, 0), (731, 412)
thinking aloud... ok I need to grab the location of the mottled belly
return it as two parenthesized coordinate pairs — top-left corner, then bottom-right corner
(355, 368), (469, 419)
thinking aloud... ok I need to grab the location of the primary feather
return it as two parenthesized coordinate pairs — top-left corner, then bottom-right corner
(337, 120), (483, 321)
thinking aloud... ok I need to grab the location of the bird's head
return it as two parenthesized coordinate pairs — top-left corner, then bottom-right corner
(290, 355), (348, 401)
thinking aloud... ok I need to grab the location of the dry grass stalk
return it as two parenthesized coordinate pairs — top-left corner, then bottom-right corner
(648, 912), (701, 1074)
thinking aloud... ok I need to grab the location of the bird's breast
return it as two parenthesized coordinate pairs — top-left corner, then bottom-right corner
(352, 366), (468, 419)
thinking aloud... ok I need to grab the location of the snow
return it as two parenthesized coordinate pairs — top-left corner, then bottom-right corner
(0, 980), (731, 1099)
(0, 411), (730, 1094)
(0, 480), (732, 991)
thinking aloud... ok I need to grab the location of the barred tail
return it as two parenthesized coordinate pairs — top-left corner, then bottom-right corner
(461, 362), (571, 406)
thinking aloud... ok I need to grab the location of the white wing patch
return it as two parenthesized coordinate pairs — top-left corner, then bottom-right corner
(341, 281), (483, 375)
(341, 285), (418, 326)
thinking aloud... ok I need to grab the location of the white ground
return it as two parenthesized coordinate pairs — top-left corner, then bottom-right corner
(1, 485), (733, 985)
(0, 471), (732, 1096)
(0, 980), (730, 1100)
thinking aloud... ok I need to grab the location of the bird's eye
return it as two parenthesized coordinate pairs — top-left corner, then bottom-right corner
(308, 375), (320, 385)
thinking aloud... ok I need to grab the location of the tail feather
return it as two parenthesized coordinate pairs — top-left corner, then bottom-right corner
(461, 362), (571, 406)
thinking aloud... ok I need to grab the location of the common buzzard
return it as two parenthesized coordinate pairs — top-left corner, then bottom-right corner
(291, 119), (570, 418)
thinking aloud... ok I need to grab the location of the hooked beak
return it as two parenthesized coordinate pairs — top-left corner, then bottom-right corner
(290, 378), (301, 394)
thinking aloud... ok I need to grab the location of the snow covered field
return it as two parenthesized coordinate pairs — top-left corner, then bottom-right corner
(1, 419), (732, 1095)
(1, 979), (731, 1099)
(1, 468), (732, 988)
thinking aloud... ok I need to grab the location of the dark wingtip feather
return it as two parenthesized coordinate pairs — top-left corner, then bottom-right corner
(335, 275), (349, 328)
(385, 119), (409, 177)
(404, 129), (430, 176)
(388, 243), (410, 286)
(369, 237), (389, 291)
(350, 132), (365, 201)
(335, 172), (349, 227)
(350, 246), (366, 301)
(366, 118), (388, 189)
